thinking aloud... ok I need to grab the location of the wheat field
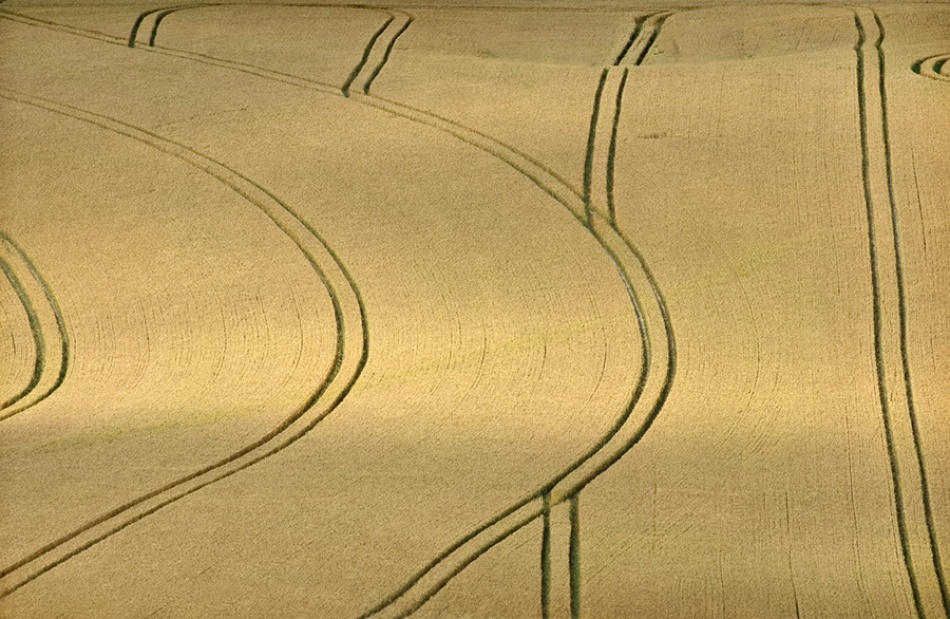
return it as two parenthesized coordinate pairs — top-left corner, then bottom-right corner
(0, 1), (948, 617)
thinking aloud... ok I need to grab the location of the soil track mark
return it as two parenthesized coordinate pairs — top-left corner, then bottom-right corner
(851, 7), (949, 618)
(1, 8), (342, 94)
(0, 88), (368, 599)
(0, 232), (69, 421)
(341, 10), (413, 97)
(0, 8), (580, 211)
(0, 8), (126, 45)
(912, 54), (950, 82)
(147, 4), (211, 47)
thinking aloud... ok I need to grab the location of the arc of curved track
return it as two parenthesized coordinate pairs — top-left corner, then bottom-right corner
(849, 7), (950, 619)
(0, 6), (678, 611)
(128, 3), (197, 48)
(0, 253), (43, 411)
(146, 3), (216, 48)
(911, 54), (950, 82)
(615, 10), (673, 67)
(0, 88), (369, 599)
(0, 232), (70, 421)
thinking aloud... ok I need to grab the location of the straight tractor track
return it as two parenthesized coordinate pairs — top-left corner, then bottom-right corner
(0, 232), (70, 421)
(851, 7), (949, 618)
(0, 88), (369, 600)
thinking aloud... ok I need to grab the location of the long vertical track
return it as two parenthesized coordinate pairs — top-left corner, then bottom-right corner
(0, 88), (369, 599)
(0, 232), (70, 421)
(851, 7), (949, 619)
(0, 7), (681, 613)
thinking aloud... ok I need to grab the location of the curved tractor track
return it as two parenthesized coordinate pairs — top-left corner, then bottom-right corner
(0, 4), (679, 615)
(0, 88), (369, 600)
(355, 12), (676, 619)
(0, 232), (69, 421)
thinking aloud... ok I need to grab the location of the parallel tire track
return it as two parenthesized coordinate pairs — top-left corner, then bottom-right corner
(360, 14), (413, 94)
(0, 232), (70, 421)
(129, 7), (676, 616)
(0, 88), (369, 599)
(0, 7), (679, 612)
(587, 12), (669, 226)
(851, 7), (949, 619)
(341, 13), (395, 96)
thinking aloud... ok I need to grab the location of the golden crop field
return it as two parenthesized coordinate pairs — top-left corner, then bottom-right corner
(0, 1), (948, 617)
